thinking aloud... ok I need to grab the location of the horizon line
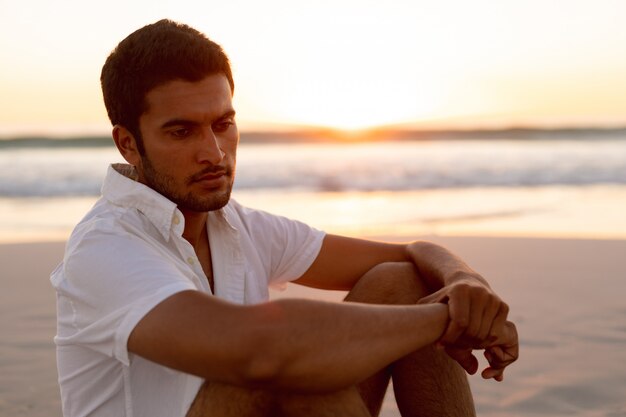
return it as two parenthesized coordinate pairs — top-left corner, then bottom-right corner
(4, 117), (626, 140)
(1, 124), (626, 145)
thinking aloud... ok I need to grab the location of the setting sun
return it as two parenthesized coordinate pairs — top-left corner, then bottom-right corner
(266, 75), (446, 131)
(2, 4), (626, 416)
(2, 0), (626, 135)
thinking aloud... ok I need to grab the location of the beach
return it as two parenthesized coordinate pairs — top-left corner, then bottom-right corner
(1, 135), (625, 416)
(3, 0), (626, 413)
(2, 236), (625, 417)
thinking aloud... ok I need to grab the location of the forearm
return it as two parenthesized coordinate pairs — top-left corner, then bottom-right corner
(245, 299), (449, 392)
(130, 290), (449, 393)
(405, 241), (488, 291)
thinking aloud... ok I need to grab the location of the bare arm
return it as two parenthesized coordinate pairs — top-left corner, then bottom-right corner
(128, 289), (448, 393)
(293, 234), (409, 290)
(294, 235), (486, 292)
(294, 235), (516, 378)
(405, 241), (488, 290)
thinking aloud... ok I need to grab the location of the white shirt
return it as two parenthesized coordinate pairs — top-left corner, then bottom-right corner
(51, 164), (325, 417)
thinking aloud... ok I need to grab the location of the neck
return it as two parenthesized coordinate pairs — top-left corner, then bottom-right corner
(180, 208), (209, 248)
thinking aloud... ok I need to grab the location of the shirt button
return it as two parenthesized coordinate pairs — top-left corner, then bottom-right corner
(187, 257), (195, 265)
(172, 215), (180, 225)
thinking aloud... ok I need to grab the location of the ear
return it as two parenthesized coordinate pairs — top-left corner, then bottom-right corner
(112, 125), (141, 166)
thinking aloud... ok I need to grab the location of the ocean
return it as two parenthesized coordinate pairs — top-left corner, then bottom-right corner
(2, 133), (626, 417)
(2, 132), (626, 242)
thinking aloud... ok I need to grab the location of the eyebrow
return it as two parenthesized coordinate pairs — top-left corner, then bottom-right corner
(160, 110), (236, 130)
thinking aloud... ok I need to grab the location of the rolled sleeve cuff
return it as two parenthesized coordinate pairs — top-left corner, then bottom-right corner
(114, 283), (197, 366)
(272, 229), (326, 286)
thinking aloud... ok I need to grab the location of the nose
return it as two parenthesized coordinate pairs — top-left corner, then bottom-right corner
(197, 128), (225, 165)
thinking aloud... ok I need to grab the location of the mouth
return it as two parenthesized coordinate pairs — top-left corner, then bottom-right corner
(197, 172), (225, 181)
(190, 167), (230, 188)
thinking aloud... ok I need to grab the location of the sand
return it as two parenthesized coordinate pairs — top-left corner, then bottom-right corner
(1, 236), (625, 416)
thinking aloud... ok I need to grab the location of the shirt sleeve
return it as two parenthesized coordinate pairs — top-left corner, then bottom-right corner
(54, 224), (197, 366)
(231, 201), (326, 286)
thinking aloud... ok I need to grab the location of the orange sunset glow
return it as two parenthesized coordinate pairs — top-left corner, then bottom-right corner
(1, 1), (626, 136)
(2, 5), (626, 416)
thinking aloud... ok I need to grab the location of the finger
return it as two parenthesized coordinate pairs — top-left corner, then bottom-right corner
(463, 287), (493, 343)
(489, 345), (504, 360)
(481, 366), (505, 381)
(490, 322), (520, 365)
(487, 302), (509, 342)
(417, 287), (447, 305)
(484, 344), (518, 378)
(482, 350), (506, 381)
(485, 346), (506, 367)
(440, 295), (470, 344)
(445, 346), (479, 375)
(463, 301), (484, 344)
(506, 322), (520, 363)
(476, 296), (500, 342)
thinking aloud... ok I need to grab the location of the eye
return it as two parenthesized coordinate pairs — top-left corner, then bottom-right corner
(213, 119), (234, 133)
(170, 127), (192, 138)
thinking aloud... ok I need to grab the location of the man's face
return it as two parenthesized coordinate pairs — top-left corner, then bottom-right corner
(135, 74), (239, 213)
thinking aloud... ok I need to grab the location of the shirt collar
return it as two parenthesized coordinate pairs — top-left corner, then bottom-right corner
(102, 164), (180, 241)
(101, 163), (236, 240)
(209, 204), (237, 232)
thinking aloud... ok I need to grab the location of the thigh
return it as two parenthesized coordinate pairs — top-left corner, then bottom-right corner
(344, 261), (431, 415)
(187, 382), (372, 417)
(279, 386), (372, 417)
(187, 381), (372, 417)
(355, 368), (392, 417)
(345, 261), (475, 416)
(186, 381), (278, 417)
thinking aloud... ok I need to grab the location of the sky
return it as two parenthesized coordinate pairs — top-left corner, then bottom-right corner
(1, 0), (626, 136)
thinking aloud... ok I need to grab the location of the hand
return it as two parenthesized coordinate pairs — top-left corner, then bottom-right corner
(440, 320), (518, 381)
(481, 320), (518, 381)
(418, 274), (509, 347)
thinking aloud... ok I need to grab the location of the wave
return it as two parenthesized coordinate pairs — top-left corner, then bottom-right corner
(1, 140), (626, 197)
(0, 137), (113, 149)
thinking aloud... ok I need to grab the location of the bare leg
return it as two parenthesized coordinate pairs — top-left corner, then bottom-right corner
(345, 262), (476, 417)
(186, 381), (278, 417)
(186, 382), (371, 417)
(392, 347), (475, 417)
(279, 387), (371, 417)
(187, 261), (474, 417)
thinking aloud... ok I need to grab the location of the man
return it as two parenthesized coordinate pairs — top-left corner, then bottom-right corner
(51, 19), (518, 417)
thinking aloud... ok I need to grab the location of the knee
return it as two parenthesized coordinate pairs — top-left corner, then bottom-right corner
(345, 262), (430, 305)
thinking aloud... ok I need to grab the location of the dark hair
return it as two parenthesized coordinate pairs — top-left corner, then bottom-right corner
(100, 19), (234, 153)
